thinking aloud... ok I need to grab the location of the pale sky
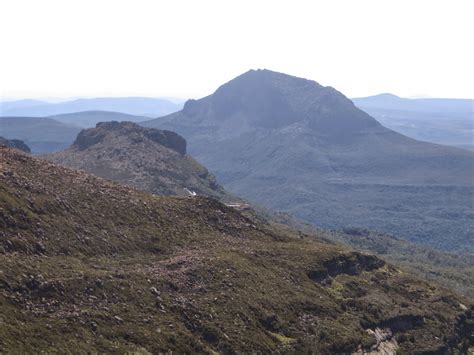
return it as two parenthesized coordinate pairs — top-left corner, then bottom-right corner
(1, 0), (473, 100)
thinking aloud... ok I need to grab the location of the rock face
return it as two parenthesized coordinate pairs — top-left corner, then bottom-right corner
(46, 121), (226, 199)
(142, 69), (474, 252)
(0, 136), (31, 153)
(0, 146), (472, 353)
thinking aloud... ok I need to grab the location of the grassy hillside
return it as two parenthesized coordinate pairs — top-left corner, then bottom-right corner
(0, 147), (472, 353)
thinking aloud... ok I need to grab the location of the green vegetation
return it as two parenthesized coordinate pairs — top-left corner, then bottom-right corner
(330, 228), (474, 297)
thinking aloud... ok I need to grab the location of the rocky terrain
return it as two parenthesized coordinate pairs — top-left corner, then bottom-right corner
(0, 146), (472, 353)
(143, 69), (474, 252)
(0, 137), (30, 153)
(46, 121), (228, 199)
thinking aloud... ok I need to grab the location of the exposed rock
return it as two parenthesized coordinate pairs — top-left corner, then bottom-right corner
(0, 136), (31, 153)
(46, 121), (229, 199)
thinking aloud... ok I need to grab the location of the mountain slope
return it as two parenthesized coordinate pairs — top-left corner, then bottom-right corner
(0, 116), (81, 154)
(353, 94), (474, 150)
(49, 110), (149, 128)
(1, 97), (182, 117)
(0, 147), (472, 353)
(46, 121), (474, 296)
(46, 121), (227, 199)
(143, 69), (474, 252)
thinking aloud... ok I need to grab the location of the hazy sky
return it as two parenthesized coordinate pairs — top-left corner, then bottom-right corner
(1, 0), (473, 100)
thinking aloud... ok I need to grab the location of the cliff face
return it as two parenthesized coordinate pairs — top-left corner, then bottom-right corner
(0, 146), (472, 353)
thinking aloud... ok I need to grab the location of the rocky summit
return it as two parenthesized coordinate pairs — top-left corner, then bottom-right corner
(0, 146), (472, 353)
(46, 121), (228, 199)
(143, 69), (474, 252)
(0, 136), (31, 153)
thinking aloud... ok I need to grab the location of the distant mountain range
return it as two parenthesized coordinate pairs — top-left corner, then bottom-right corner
(0, 116), (81, 154)
(0, 111), (151, 154)
(48, 110), (149, 128)
(0, 97), (183, 118)
(353, 93), (473, 150)
(143, 69), (474, 252)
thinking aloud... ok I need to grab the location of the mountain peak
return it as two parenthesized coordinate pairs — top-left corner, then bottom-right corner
(180, 69), (380, 134)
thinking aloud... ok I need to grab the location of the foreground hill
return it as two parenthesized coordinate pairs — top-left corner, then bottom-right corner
(353, 94), (474, 150)
(0, 147), (472, 353)
(0, 116), (81, 154)
(0, 97), (182, 117)
(143, 69), (474, 252)
(49, 110), (149, 128)
(47, 121), (227, 199)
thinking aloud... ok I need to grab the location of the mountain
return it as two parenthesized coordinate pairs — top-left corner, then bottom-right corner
(46, 121), (228, 199)
(353, 94), (474, 150)
(0, 97), (183, 117)
(0, 146), (472, 353)
(49, 110), (149, 128)
(0, 116), (81, 154)
(0, 137), (30, 153)
(142, 69), (474, 252)
(46, 121), (474, 297)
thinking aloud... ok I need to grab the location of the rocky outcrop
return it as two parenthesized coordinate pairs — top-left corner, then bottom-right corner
(74, 121), (186, 155)
(46, 121), (228, 199)
(307, 253), (385, 284)
(0, 137), (31, 153)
